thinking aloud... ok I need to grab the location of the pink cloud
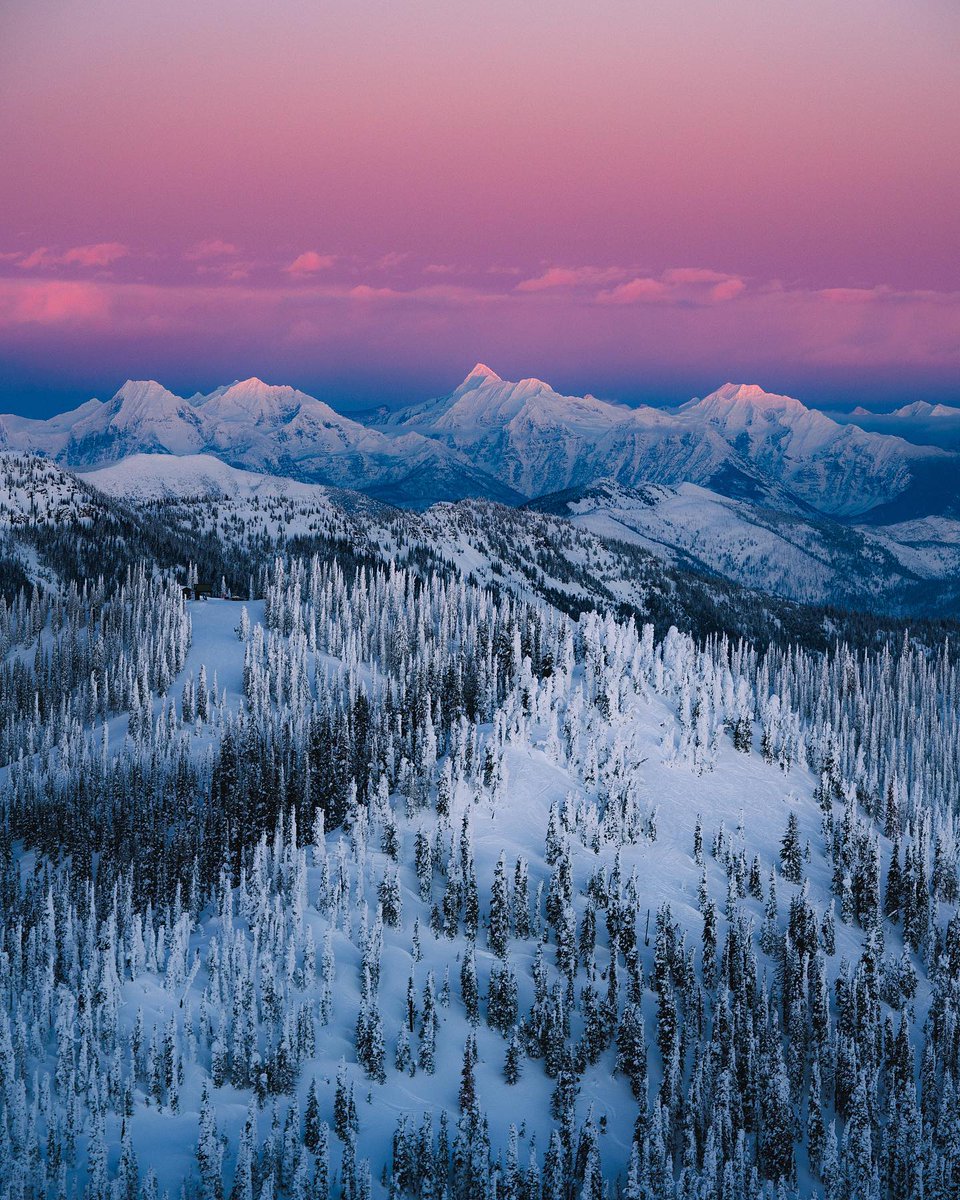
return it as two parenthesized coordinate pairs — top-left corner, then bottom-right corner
(376, 251), (411, 270)
(187, 239), (239, 259)
(597, 267), (746, 305)
(348, 284), (399, 300)
(17, 247), (55, 269)
(195, 261), (255, 280)
(819, 286), (889, 304)
(344, 282), (490, 304)
(597, 276), (668, 304)
(709, 277), (747, 302)
(18, 243), (129, 269)
(662, 267), (732, 286)
(1, 267), (955, 393)
(285, 251), (337, 275)
(517, 265), (628, 292)
(61, 242), (129, 267)
(0, 280), (110, 325)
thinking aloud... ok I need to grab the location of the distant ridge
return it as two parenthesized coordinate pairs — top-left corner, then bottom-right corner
(2, 367), (955, 517)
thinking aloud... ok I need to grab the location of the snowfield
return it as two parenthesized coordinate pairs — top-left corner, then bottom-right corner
(1, 375), (959, 1200)
(2, 547), (954, 1199)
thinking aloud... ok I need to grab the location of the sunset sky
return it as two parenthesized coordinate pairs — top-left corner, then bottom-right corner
(1, 0), (957, 415)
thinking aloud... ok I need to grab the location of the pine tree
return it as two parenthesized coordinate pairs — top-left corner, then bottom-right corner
(489, 852), (510, 958)
(459, 1034), (478, 1114)
(313, 1122), (329, 1200)
(758, 1056), (795, 1185)
(701, 899), (719, 991)
(842, 1074), (875, 1199)
(117, 1128), (139, 1200)
(415, 831), (432, 902)
(334, 1061), (357, 1141)
(355, 979), (386, 1083)
(780, 811), (803, 883)
(807, 1057), (826, 1173)
(821, 901), (837, 955)
(196, 1081), (224, 1200)
(487, 960), (519, 1035)
(885, 841), (903, 921)
(395, 1024), (414, 1075)
(460, 943), (480, 1025)
(513, 857), (531, 940)
(378, 870), (402, 928)
(305, 1079), (322, 1153)
(504, 1026), (523, 1084)
(418, 973), (438, 1074)
(616, 1002), (648, 1102)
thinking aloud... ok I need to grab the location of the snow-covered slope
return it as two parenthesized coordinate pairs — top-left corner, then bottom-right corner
(674, 384), (940, 516)
(6, 441), (960, 633)
(3, 533), (960, 1199)
(380, 369), (950, 517)
(532, 479), (960, 615)
(5, 368), (955, 518)
(2, 378), (516, 508)
(60, 379), (208, 460)
(84, 452), (342, 503)
(0, 451), (103, 528)
(0, 397), (104, 457)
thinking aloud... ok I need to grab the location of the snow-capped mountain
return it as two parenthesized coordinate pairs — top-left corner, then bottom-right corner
(673, 384), (940, 516)
(4, 367), (955, 519)
(829, 399), (960, 451)
(65, 379), (207, 459)
(1, 377), (517, 509)
(379, 365), (747, 504)
(532, 479), (960, 616)
(378, 368), (950, 517)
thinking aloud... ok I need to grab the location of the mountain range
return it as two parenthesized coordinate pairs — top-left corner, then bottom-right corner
(3, 366), (953, 516)
(828, 399), (960, 449)
(4, 365), (960, 618)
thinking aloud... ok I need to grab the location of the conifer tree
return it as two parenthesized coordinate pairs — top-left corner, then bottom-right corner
(780, 811), (803, 883)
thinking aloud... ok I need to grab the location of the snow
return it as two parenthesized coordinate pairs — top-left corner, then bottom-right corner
(0, 378), (511, 505)
(379, 368), (948, 515)
(2, 367), (954, 516)
(75, 585), (930, 1199)
(1, 472), (956, 1198)
(824, 401), (960, 451)
(548, 478), (960, 610)
(100, 595), (843, 1196)
(83, 453), (338, 503)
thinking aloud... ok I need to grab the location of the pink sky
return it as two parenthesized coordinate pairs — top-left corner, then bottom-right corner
(0, 0), (957, 413)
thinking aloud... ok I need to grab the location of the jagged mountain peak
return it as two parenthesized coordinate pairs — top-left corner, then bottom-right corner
(461, 362), (502, 385)
(692, 382), (811, 416)
(203, 376), (302, 408)
(198, 377), (359, 430)
(717, 382), (783, 401)
(111, 379), (186, 411)
(209, 376), (296, 398)
(2, 366), (956, 519)
(892, 400), (960, 420)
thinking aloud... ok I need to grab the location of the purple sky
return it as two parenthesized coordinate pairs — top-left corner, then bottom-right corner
(1, 0), (958, 416)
